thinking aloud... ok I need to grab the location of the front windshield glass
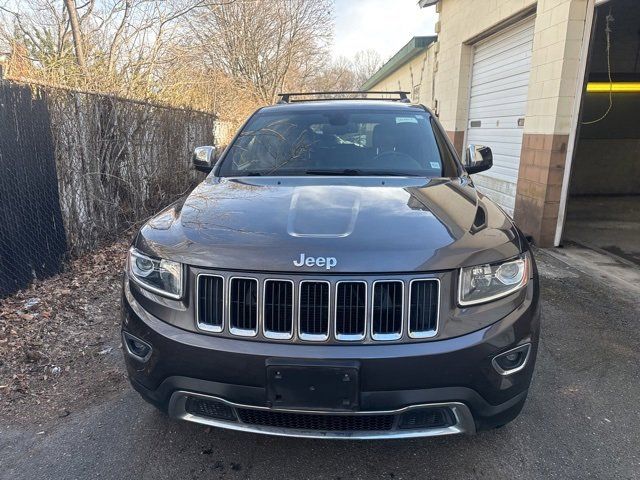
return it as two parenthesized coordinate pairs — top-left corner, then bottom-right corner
(218, 108), (457, 177)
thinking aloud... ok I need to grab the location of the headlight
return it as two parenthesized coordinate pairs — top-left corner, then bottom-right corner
(128, 247), (183, 299)
(458, 253), (529, 306)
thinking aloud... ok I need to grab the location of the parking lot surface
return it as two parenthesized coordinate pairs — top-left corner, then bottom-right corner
(2, 249), (639, 480)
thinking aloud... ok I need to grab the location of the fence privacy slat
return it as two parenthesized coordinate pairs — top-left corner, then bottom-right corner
(0, 81), (67, 296)
(0, 79), (216, 297)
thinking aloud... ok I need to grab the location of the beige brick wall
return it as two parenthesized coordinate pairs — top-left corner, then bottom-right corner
(367, 45), (436, 109)
(524, 0), (589, 135)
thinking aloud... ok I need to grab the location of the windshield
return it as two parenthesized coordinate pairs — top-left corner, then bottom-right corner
(217, 108), (458, 177)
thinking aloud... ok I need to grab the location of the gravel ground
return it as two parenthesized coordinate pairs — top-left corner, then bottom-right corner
(1, 248), (639, 480)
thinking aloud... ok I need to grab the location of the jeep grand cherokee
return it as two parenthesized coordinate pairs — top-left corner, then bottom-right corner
(121, 91), (540, 439)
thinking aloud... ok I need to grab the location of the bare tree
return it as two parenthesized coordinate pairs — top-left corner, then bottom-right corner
(352, 49), (383, 88)
(188, 0), (333, 104)
(63, 0), (87, 70)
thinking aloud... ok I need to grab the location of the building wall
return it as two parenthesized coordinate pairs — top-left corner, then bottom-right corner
(434, 0), (591, 246)
(434, 0), (537, 153)
(515, 0), (590, 246)
(366, 46), (436, 109)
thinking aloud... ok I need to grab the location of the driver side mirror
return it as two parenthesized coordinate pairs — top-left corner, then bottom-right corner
(464, 144), (493, 175)
(192, 146), (217, 173)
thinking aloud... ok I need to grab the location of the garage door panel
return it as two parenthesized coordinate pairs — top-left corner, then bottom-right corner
(472, 25), (535, 62)
(465, 17), (534, 214)
(469, 143), (524, 159)
(466, 128), (524, 140)
(468, 89), (529, 108)
(472, 50), (533, 77)
(469, 104), (529, 119)
(470, 73), (530, 95)
(471, 59), (533, 85)
(473, 39), (534, 66)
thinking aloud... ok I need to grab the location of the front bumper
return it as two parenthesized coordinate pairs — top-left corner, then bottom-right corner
(121, 280), (540, 438)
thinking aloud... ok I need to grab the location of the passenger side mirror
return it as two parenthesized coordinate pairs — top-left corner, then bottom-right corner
(192, 146), (217, 173)
(464, 144), (493, 175)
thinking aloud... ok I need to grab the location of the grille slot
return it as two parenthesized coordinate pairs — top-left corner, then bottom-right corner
(409, 280), (439, 337)
(298, 281), (330, 341)
(263, 280), (294, 339)
(372, 281), (404, 340)
(197, 275), (224, 332)
(398, 407), (454, 429)
(229, 277), (258, 336)
(335, 282), (366, 340)
(237, 409), (394, 432)
(185, 397), (237, 421)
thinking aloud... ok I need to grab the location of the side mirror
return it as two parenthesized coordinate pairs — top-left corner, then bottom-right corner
(192, 146), (217, 173)
(464, 144), (493, 174)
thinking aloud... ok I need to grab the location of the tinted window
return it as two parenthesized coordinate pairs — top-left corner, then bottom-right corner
(218, 108), (459, 177)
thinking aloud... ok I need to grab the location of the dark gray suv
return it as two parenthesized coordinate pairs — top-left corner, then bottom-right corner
(121, 92), (540, 439)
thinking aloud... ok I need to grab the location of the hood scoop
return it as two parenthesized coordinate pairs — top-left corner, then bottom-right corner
(287, 186), (360, 238)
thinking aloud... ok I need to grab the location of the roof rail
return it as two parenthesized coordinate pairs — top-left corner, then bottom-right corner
(276, 91), (411, 104)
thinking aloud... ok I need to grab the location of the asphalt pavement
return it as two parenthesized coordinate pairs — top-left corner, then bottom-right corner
(2, 249), (639, 480)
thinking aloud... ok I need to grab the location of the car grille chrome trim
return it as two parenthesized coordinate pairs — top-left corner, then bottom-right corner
(408, 279), (440, 338)
(371, 280), (404, 341)
(195, 272), (441, 343)
(169, 391), (476, 440)
(262, 279), (294, 340)
(334, 281), (367, 341)
(229, 277), (259, 337)
(298, 280), (330, 341)
(196, 274), (225, 333)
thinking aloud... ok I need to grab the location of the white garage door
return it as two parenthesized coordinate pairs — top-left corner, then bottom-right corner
(466, 17), (535, 215)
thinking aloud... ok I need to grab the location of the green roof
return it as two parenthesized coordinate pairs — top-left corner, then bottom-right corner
(361, 36), (437, 90)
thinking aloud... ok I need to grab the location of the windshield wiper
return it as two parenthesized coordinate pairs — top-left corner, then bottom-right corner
(304, 169), (409, 177)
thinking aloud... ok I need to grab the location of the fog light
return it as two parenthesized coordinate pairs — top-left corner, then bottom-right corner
(492, 344), (531, 375)
(122, 331), (152, 362)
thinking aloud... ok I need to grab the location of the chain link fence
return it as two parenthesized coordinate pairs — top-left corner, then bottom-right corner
(0, 79), (216, 297)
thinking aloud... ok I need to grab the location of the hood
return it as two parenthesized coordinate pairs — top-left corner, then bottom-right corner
(135, 176), (522, 273)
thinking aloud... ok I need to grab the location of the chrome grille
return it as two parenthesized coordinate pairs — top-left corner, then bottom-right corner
(409, 280), (439, 338)
(195, 273), (440, 343)
(299, 281), (330, 340)
(372, 281), (404, 340)
(263, 280), (294, 339)
(229, 277), (258, 336)
(197, 275), (224, 332)
(335, 281), (366, 340)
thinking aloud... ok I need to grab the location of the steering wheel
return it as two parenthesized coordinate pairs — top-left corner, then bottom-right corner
(370, 150), (422, 170)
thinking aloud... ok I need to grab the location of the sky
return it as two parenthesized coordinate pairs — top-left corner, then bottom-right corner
(332, 1), (438, 61)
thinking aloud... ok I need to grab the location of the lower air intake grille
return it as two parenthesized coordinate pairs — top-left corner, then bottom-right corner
(409, 280), (439, 336)
(263, 280), (293, 337)
(237, 409), (394, 431)
(197, 275), (224, 331)
(185, 397), (237, 421)
(299, 281), (329, 340)
(335, 282), (366, 339)
(398, 407), (454, 430)
(372, 281), (403, 339)
(229, 278), (258, 334)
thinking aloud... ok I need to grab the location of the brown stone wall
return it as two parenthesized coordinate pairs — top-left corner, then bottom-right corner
(514, 133), (569, 246)
(446, 130), (465, 156)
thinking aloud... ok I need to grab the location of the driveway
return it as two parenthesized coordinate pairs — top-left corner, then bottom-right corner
(1, 249), (639, 480)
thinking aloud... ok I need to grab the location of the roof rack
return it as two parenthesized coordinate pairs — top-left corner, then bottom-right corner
(276, 91), (411, 104)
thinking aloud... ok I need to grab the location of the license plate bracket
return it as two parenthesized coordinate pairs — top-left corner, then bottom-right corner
(266, 359), (360, 411)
